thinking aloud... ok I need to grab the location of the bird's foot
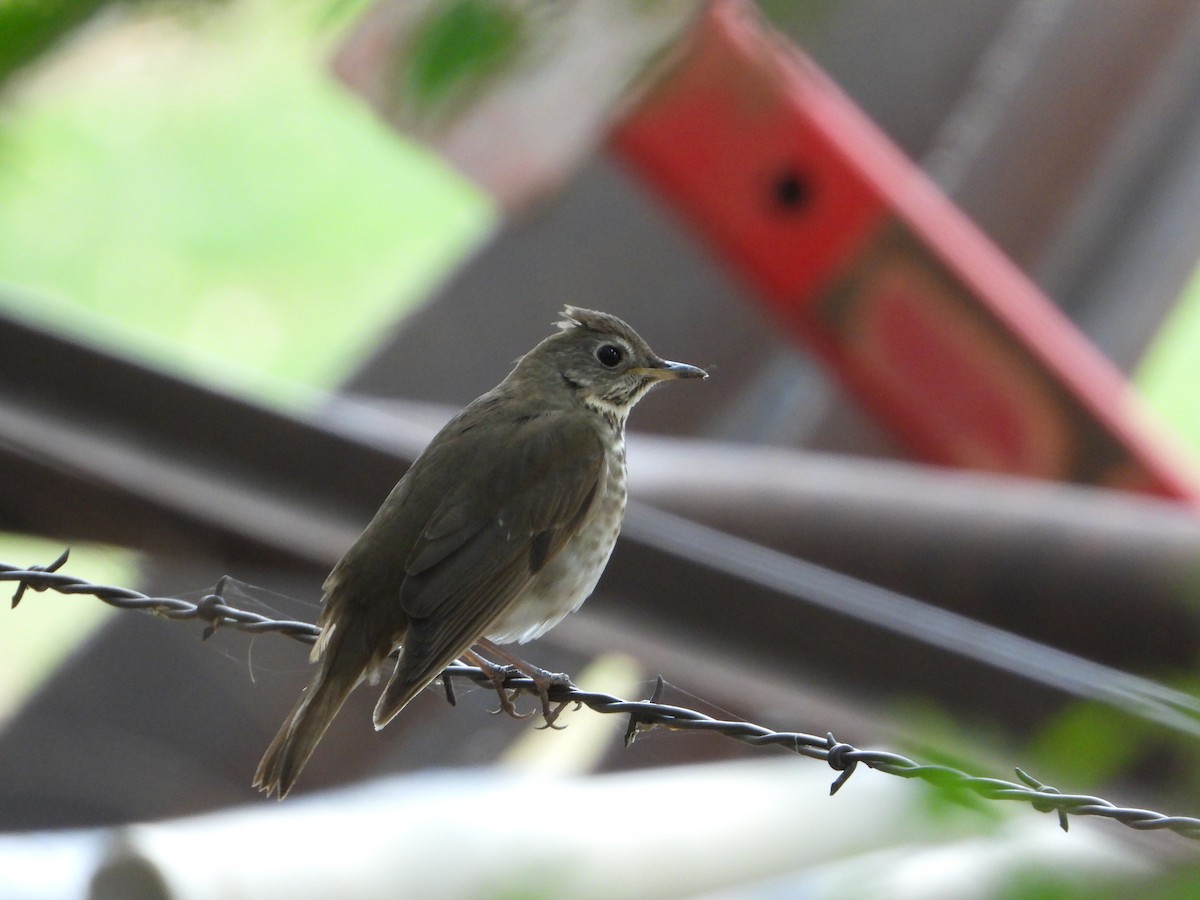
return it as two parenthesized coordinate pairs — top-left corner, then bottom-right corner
(467, 642), (578, 729)
(467, 654), (535, 720)
(523, 666), (575, 730)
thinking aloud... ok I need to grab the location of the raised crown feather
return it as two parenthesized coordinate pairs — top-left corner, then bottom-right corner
(557, 306), (645, 346)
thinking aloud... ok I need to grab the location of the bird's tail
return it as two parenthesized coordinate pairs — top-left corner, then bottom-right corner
(373, 666), (430, 730)
(373, 637), (462, 729)
(253, 628), (364, 799)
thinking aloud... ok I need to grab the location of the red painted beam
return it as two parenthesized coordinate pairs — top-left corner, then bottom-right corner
(613, 0), (1200, 502)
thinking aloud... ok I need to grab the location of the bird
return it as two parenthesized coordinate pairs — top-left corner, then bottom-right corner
(254, 306), (706, 797)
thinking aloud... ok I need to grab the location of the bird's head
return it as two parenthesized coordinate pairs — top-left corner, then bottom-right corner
(521, 307), (706, 423)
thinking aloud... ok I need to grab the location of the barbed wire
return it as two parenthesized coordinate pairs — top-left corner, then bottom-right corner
(4, 551), (322, 644)
(6, 552), (1200, 842)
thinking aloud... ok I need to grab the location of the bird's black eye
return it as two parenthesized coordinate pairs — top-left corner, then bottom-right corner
(596, 344), (623, 368)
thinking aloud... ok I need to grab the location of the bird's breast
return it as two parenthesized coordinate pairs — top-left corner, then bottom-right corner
(484, 441), (628, 644)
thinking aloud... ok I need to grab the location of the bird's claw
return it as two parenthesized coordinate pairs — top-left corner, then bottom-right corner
(465, 645), (578, 728)
(532, 671), (577, 730)
(536, 699), (571, 730)
(477, 663), (536, 720)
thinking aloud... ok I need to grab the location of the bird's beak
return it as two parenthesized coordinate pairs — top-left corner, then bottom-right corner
(643, 359), (708, 381)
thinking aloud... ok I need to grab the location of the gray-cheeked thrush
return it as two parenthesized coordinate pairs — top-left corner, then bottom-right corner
(255, 307), (706, 797)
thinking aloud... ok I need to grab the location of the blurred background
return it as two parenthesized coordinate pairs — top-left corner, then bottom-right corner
(4, 0), (1200, 896)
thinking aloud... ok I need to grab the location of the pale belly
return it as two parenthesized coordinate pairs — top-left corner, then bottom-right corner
(485, 451), (627, 644)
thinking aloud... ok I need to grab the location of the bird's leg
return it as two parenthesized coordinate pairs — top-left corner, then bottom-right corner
(461, 648), (533, 720)
(474, 639), (576, 729)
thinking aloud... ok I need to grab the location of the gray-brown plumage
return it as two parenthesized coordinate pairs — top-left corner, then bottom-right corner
(254, 307), (705, 797)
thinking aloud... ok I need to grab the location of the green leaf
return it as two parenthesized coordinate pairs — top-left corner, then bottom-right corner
(403, 0), (522, 114)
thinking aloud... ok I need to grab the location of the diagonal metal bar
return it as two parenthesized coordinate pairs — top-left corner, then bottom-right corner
(621, 501), (1200, 737)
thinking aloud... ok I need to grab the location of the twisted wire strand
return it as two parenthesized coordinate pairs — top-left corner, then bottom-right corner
(5, 554), (1200, 841)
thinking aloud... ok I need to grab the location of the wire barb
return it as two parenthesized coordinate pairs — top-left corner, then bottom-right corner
(1016, 766), (1070, 832)
(825, 733), (858, 795)
(624, 675), (667, 747)
(7, 556), (1200, 842)
(10, 547), (70, 609)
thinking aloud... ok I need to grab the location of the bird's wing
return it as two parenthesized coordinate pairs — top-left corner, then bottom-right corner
(379, 411), (607, 716)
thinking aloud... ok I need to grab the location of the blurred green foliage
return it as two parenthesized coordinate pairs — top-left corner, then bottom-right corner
(0, 0), (110, 88)
(1138, 265), (1200, 456)
(0, 0), (493, 405)
(402, 0), (522, 117)
(1024, 700), (1154, 789)
(0, 0), (490, 715)
(892, 698), (1010, 831)
(1000, 864), (1200, 900)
